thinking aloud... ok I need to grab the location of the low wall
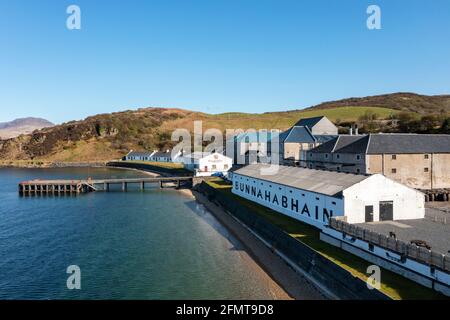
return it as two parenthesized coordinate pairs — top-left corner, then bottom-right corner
(196, 182), (390, 300)
(329, 218), (450, 272)
(322, 223), (450, 296)
(107, 161), (192, 177)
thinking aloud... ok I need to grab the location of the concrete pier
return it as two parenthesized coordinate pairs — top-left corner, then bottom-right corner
(19, 176), (194, 196)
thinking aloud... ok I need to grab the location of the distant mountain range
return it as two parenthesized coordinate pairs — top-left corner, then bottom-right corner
(0, 117), (54, 139)
(0, 92), (449, 163)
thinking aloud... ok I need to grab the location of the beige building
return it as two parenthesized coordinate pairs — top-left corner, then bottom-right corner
(228, 116), (338, 166)
(306, 134), (450, 189)
(294, 116), (338, 135)
(279, 116), (337, 165)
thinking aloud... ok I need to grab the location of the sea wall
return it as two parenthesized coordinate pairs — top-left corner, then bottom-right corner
(107, 161), (191, 176)
(196, 181), (390, 300)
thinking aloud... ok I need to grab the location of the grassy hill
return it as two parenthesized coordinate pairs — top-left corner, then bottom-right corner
(305, 92), (450, 114)
(157, 107), (399, 135)
(0, 92), (448, 163)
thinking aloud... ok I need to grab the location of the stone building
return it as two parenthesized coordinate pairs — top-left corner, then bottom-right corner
(279, 116), (337, 165)
(228, 116), (338, 166)
(294, 116), (338, 135)
(306, 134), (450, 189)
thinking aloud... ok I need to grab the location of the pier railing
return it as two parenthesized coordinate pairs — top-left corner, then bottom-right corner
(329, 218), (450, 272)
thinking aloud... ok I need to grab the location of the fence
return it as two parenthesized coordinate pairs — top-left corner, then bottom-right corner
(420, 189), (450, 202)
(196, 182), (390, 300)
(329, 218), (450, 272)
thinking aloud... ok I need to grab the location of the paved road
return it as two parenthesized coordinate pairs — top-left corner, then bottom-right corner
(358, 218), (450, 256)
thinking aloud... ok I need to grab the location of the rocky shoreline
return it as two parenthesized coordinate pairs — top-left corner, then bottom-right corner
(0, 161), (108, 168)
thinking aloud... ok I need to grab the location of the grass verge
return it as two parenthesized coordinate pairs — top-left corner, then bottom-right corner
(118, 160), (192, 175)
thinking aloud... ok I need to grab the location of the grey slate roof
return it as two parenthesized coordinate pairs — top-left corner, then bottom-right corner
(308, 136), (362, 153)
(234, 164), (370, 197)
(183, 151), (211, 159)
(152, 151), (172, 158)
(294, 116), (325, 129)
(127, 151), (154, 157)
(366, 134), (450, 154)
(309, 134), (450, 154)
(314, 134), (338, 144)
(281, 126), (316, 143)
(334, 135), (369, 154)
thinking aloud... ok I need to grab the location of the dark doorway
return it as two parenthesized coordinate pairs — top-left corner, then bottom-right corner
(379, 201), (394, 221)
(365, 205), (374, 222)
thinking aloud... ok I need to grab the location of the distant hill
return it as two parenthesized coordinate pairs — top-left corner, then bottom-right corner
(0, 93), (448, 163)
(303, 92), (450, 115)
(0, 117), (54, 139)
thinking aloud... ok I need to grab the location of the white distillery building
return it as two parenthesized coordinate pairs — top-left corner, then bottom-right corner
(232, 164), (424, 228)
(124, 150), (181, 162)
(176, 152), (233, 177)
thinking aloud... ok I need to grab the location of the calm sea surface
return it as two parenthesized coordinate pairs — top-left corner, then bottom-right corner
(0, 167), (277, 299)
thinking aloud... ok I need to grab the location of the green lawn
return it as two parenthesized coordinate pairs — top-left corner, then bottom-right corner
(119, 160), (192, 175)
(121, 160), (184, 169)
(203, 106), (408, 130)
(206, 178), (445, 300)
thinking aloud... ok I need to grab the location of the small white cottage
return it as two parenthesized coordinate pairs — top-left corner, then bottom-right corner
(177, 152), (233, 177)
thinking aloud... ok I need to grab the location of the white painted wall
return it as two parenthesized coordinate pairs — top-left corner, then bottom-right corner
(233, 172), (424, 226)
(198, 153), (232, 172)
(126, 154), (154, 161)
(178, 153), (233, 176)
(232, 174), (344, 228)
(321, 227), (450, 295)
(343, 174), (425, 224)
(311, 117), (338, 135)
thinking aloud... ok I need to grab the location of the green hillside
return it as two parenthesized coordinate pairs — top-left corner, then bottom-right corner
(0, 92), (448, 163)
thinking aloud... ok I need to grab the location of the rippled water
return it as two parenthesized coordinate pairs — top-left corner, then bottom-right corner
(0, 167), (276, 299)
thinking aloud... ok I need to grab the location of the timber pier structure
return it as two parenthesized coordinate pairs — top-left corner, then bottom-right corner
(19, 176), (196, 195)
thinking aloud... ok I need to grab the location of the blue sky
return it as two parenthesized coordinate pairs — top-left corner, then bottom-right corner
(0, 0), (449, 124)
